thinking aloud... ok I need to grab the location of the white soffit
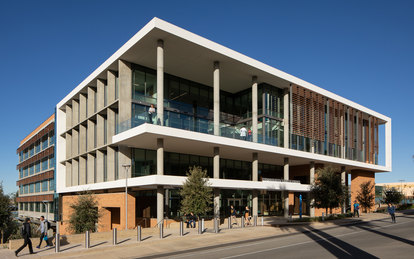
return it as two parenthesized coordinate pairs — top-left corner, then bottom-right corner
(56, 17), (390, 122)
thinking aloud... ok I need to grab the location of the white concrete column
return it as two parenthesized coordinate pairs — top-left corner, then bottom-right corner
(341, 166), (346, 214)
(214, 188), (220, 218)
(157, 185), (164, 224)
(283, 157), (289, 218)
(118, 60), (132, 123)
(310, 162), (315, 217)
(157, 138), (164, 175)
(385, 120), (392, 170)
(283, 88), (289, 148)
(252, 76), (258, 142)
(157, 40), (164, 126)
(213, 61), (220, 135)
(213, 147), (220, 218)
(252, 152), (258, 216)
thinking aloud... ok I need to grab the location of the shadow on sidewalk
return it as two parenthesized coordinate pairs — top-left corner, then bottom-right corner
(299, 225), (379, 258)
(60, 244), (81, 252)
(91, 241), (107, 248)
(352, 224), (414, 246)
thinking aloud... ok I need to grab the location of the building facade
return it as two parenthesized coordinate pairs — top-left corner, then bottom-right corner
(16, 114), (56, 222)
(55, 18), (392, 234)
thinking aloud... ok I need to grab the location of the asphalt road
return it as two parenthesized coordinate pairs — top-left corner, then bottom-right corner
(146, 213), (414, 259)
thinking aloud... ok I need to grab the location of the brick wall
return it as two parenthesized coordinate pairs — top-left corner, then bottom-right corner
(60, 192), (136, 235)
(351, 170), (375, 213)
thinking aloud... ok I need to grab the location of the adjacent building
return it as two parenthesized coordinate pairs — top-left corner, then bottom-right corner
(16, 114), (56, 222)
(55, 18), (392, 234)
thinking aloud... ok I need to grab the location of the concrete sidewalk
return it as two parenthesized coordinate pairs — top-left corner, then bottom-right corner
(0, 212), (394, 259)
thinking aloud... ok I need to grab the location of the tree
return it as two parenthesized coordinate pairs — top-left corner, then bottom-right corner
(310, 167), (347, 215)
(356, 181), (375, 213)
(180, 166), (213, 218)
(382, 187), (404, 204)
(68, 192), (101, 234)
(0, 182), (13, 243)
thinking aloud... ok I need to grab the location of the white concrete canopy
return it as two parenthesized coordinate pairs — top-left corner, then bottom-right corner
(112, 123), (388, 173)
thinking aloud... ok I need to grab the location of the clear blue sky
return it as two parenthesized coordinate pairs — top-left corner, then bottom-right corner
(0, 0), (413, 194)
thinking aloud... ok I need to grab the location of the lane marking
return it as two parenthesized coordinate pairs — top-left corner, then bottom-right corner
(221, 220), (411, 259)
(162, 218), (412, 259)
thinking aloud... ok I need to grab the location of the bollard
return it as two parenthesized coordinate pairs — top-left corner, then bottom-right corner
(261, 216), (264, 226)
(241, 216), (245, 228)
(55, 233), (60, 253)
(198, 220), (202, 234)
(322, 212), (325, 221)
(202, 218), (205, 232)
(137, 226), (142, 242)
(85, 231), (90, 248)
(214, 218), (218, 233)
(179, 221), (184, 236)
(228, 216), (232, 229)
(112, 228), (117, 245)
(159, 223), (163, 239)
(253, 215), (257, 227)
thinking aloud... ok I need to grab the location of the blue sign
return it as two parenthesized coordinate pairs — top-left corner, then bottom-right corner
(299, 194), (303, 219)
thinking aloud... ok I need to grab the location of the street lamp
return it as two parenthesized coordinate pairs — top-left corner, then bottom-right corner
(42, 200), (49, 221)
(122, 164), (131, 230)
(399, 180), (405, 204)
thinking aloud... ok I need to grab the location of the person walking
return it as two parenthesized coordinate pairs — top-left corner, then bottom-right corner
(244, 206), (251, 226)
(148, 104), (156, 124)
(387, 203), (396, 223)
(15, 218), (35, 257)
(37, 215), (51, 248)
(353, 200), (360, 218)
(230, 205), (239, 226)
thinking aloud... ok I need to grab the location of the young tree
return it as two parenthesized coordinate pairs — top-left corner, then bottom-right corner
(180, 166), (213, 218)
(68, 192), (101, 234)
(310, 167), (347, 215)
(356, 181), (375, 213)
(382, 187), (404, 204)
(0, 182), (13, 243)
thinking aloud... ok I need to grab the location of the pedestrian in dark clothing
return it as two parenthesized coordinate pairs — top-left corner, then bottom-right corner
(186, 212), (196, 228)
(387, 203), (396, 223)
(15, 218), (35, 257)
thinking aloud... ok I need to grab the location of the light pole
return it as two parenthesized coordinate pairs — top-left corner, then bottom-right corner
(122, 164), (131, 230)
(42, 200), (49, 221)
(399, 180), (405, 204)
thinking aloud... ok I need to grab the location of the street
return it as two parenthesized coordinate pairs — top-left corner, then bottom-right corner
(144, 213), (414, 259)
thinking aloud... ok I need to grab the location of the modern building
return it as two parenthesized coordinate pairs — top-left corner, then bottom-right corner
(55, 18), (391, 234)
(16, 114), (56, 222)
(376, 182), (414, 203)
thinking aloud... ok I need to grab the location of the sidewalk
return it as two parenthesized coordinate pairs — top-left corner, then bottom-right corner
(0, 212), (393, 259)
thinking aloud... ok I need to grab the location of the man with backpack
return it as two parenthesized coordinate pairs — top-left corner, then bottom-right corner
(36, 216), (51, 248)
(353, 200), (360, 218)
(15, 218), (35, 256)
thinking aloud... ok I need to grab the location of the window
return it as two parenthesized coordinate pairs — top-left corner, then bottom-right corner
(49, 130), (55, 145)
(29, 203), (34, 211)
(19, 169), (23, 178)
(49, 154), (55, 169)
(49, 202), (54, 213)
(42, 180), (48, 192)
(103, 152), (107, 181)
(24, 185), (28, 194)
(29, 183), (34, 193)
(35, 182), (40, 193)
(35, 140), (41, 153)
(35, 161), (40, 173)
(41, 203), (46, 213)
(49, 179), (54, 191)
(41, 158), (48, 171)
(29, 164), (34, 175)
(42, 135), (48, 150)
(35, 202), (40, 212)
(29, 145), (34, 157)
(114, 149), (119, 180)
